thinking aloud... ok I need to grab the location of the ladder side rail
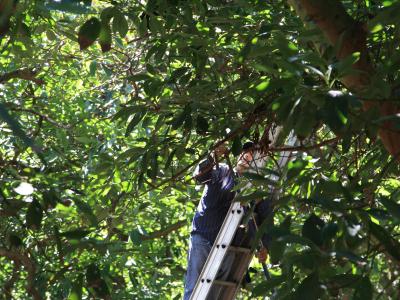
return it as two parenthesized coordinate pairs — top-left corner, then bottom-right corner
(227, 133), (298, 299)
(190, 201), (243, 300)
(276, 132), (297, 169)
(266, 132), (297, 197)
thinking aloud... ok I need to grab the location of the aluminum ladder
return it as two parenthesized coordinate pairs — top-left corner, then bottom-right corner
(190, 130), (296, 300)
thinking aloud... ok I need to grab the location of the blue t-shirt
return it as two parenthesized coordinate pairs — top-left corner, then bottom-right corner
(191, 164), (272, 247)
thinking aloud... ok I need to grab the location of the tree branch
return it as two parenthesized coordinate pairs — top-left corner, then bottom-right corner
(7, 107), (71, 129)
(288, 0), (400, 159)
(110, 220), (186, 242)
(3, 262), (20, 298)
(142, 220), (186, 240)
(268, 137), (340, 152)
(0, 68), (44, 85)
(0, 248), (43, 300)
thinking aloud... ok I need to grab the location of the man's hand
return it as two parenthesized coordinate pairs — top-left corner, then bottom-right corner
(256, 247), (268, 263)
(214, 144), (229, 159)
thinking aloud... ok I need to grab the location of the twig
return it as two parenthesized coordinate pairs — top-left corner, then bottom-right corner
(7, 107), (71, 129)
(268, 137), (340, 152)
(142, 220), (186, 240)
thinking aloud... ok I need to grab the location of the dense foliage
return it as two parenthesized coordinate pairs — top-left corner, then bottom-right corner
(1, 0), (400, 299)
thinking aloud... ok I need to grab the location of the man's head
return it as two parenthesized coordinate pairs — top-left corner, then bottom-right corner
(235, 142), (266, 173)
(235, 141), (254, 174)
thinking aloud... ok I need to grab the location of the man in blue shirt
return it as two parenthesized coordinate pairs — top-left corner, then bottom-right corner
(183, 142), (271, 300)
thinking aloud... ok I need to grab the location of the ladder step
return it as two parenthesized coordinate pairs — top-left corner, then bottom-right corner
(213, 280), (237, 287)
(228, 246), (251, 253)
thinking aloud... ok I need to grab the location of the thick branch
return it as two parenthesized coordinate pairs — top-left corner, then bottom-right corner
(0, 68), (44, 85)
(288, 0), (371, 90)
(288, 0), (400, 158)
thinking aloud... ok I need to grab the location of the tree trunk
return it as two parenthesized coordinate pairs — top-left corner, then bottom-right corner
(287, 0), (400, 158)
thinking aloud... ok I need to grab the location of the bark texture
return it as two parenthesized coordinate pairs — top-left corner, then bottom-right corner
(288, 0), (400, 158)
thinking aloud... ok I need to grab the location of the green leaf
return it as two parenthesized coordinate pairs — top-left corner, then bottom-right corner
(112, 105), (143, 121)
(148, 152), (158, 179)
(165, 149), (176, 169)
(321, 222), (338, 244)
(140, 151), (148, 172)
(353, 276), (373, 300)
(98, 22), (112, 52)
(287, 159), (307, 180)
(149, 16), (163, 33)
(59, 229), (91, 240)
(125, 112), (145, 137)
(26, 198), (43, 230)
(100, 6), (117, 23)
(42, 189), (59, 209)
(335, 52), (361, 77)
(127, 73), (152, 82)
(295, 105), (317, 138)
(78, 17), (101, 50)
(172, 106), (191, 130)
(8, 234), (23, 249)
(293, 273), (324, 300)
(112, 10), (128, 38)
(310, 196), (346, 213)
(331, 251), (364, 264)
(68, 274), (83, 300)
(73, 199), (98, 227)
(129, 229), (143, 245)
(184, 114), (193, 131)
(327, 274), (362, 288)
(89, 60), (97, 76)
(269, 239), (286, 264)
(234, 191), (271, 203)
(242, 172), (277, 186)
(302, 214), (324, 246)
(231, 136), (242, 156)
(379, 196), (400, 221)
(252, 275), (285, 297)
(196, 115), (209, 134)
(0, 102), (39, 153)
(170, 67), (189, 81)
(277, 234), (318, 250)
(86, 264), (110, 298)
(368, 2), (400, 30)
(284, 249), (321, 271)
(369, 221), (400, 261)
(118, 146), (145, 160)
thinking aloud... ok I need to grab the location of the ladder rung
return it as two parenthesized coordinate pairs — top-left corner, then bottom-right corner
(213, 280), (237, 287)
(228, 246), (251, 253)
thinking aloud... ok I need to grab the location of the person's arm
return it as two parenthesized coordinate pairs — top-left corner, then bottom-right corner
(193, 157), (214, 184)
(193, 144), (229, 184)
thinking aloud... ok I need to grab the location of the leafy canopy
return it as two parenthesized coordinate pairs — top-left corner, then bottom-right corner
(1, 0), (400, 299)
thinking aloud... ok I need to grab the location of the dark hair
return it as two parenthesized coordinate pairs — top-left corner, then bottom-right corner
(242, 141), (254, 151)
